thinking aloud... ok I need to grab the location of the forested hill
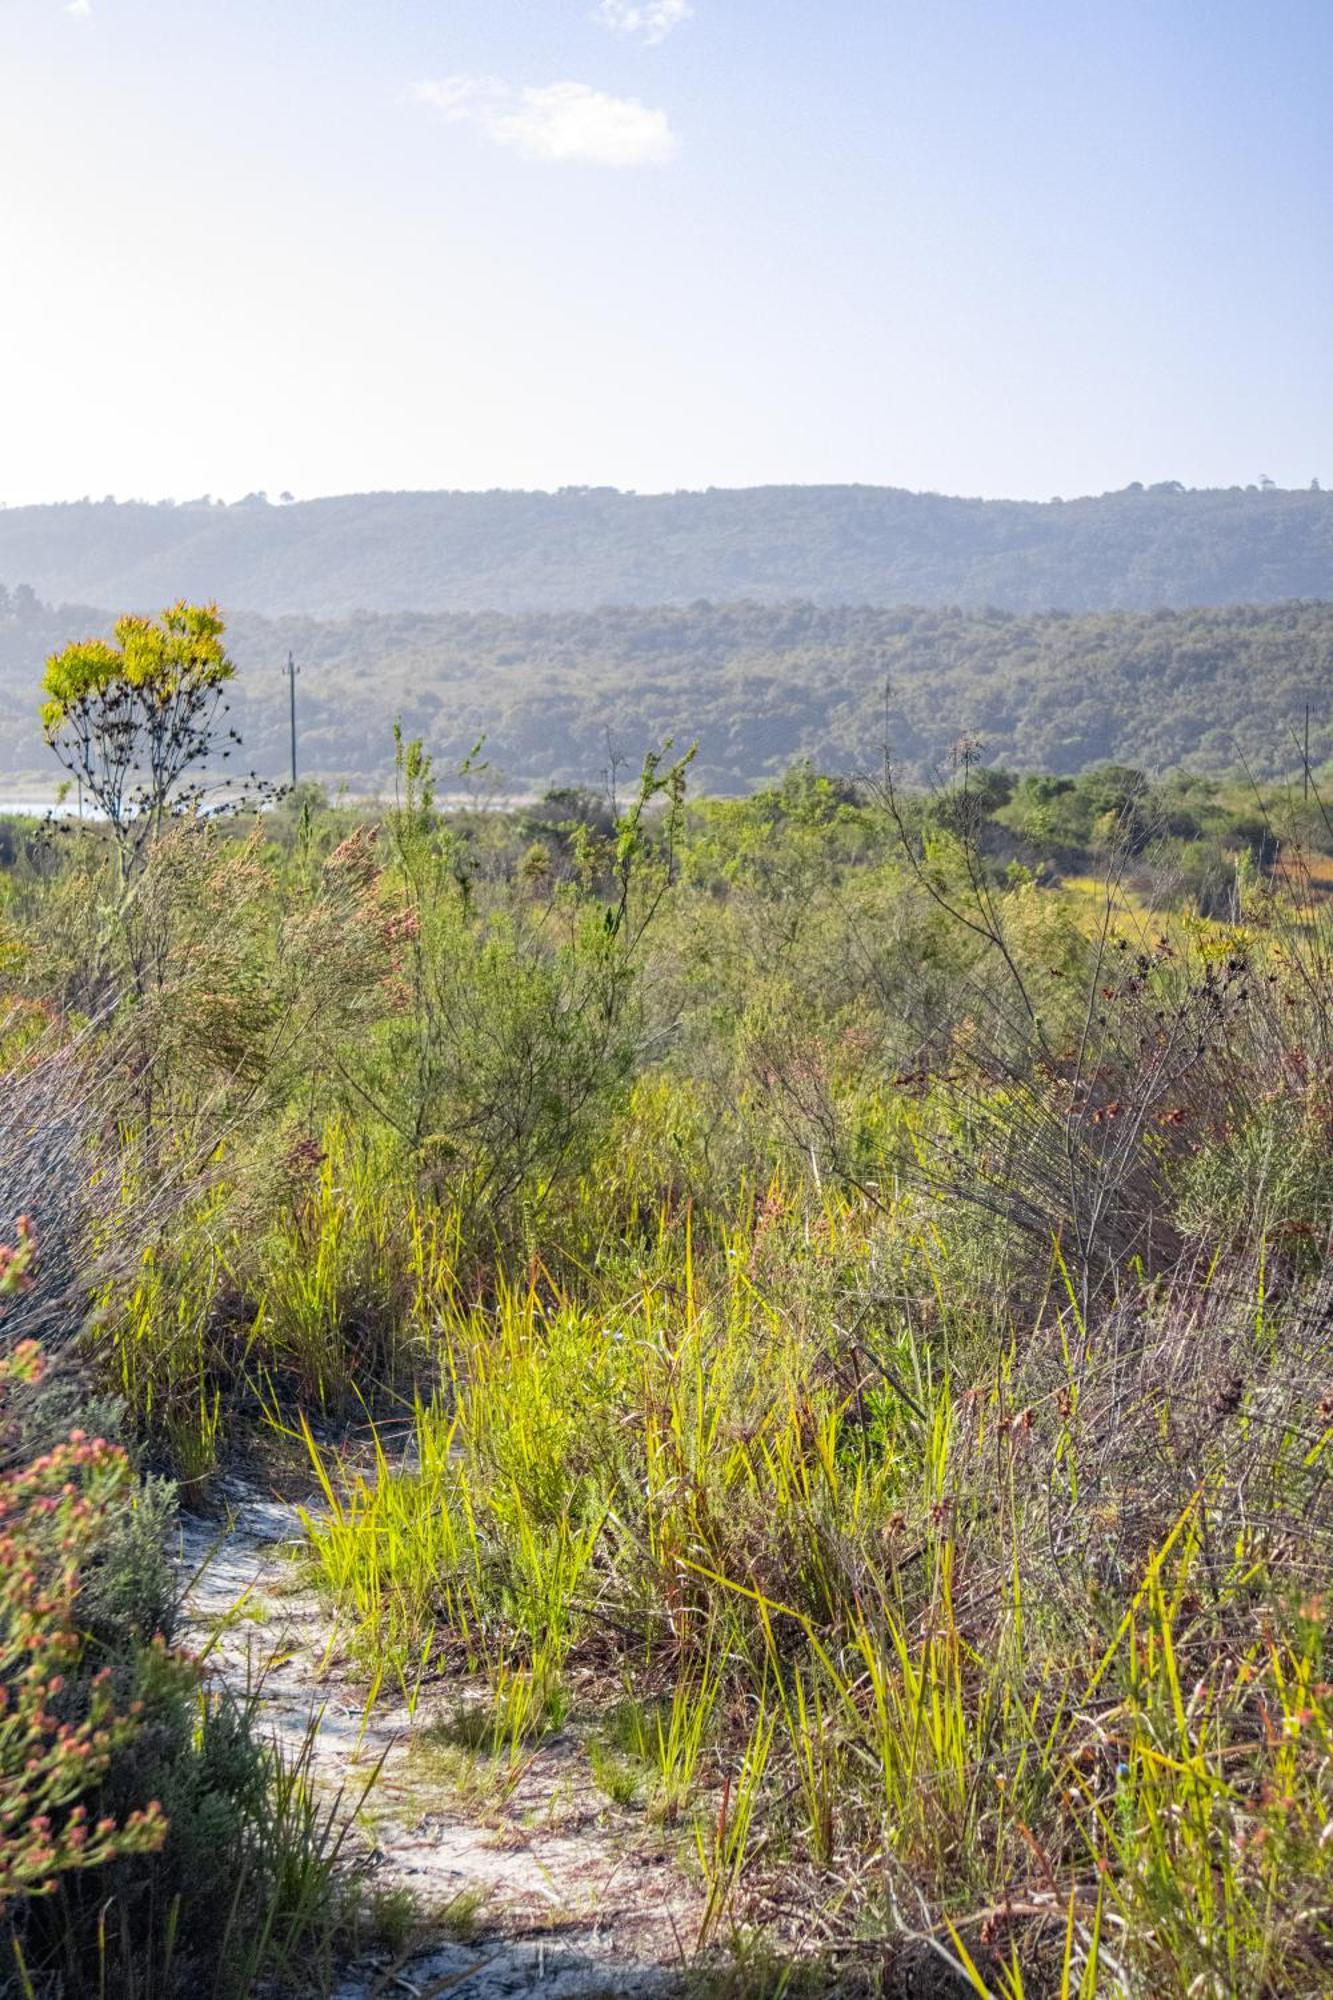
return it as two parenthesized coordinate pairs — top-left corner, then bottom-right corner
(2, 591), (1331, 792)
(2, 484), (1331, 616)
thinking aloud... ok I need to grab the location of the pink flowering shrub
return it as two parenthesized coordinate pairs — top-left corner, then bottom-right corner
(0, 1225), (166, 1903)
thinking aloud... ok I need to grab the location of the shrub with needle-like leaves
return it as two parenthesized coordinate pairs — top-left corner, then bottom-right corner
(0, 1231), (165, 1905)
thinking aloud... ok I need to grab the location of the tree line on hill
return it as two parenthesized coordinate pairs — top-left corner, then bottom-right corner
(0, 585), (1330, 794)
(0, 481), (1329, 616)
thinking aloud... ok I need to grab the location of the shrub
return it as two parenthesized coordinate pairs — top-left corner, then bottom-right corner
(0, 1226), (167, 1919)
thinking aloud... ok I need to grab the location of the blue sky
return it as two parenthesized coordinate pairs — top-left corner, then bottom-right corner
(2, 0), (1330, 502)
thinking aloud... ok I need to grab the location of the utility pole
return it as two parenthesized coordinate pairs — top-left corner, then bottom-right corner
(286, 651), (299, 789)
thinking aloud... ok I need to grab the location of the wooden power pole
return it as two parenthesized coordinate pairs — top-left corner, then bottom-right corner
(286, 651), (299, 789)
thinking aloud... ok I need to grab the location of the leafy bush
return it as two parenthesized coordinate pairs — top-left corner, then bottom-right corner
(0, 1334), (166, 1909)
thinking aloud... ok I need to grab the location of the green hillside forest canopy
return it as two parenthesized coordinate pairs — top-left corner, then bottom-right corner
(0, 482), (1331, 616)
(3, 588), (1332, 792)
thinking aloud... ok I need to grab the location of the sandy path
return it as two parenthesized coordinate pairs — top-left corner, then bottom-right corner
(177, 1486), (700, 1999)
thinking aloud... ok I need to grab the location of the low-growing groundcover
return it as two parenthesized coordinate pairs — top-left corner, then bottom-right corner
(2, 608), (1332, 1995)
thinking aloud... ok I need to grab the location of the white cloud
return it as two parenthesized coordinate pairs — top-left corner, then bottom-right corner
(596, 0), (693, 45)
(65, 0), (93, 17)
(414, 76), (677, 167)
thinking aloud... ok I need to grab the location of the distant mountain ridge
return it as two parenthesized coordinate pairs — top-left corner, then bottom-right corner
(1, 484), (1331, 616)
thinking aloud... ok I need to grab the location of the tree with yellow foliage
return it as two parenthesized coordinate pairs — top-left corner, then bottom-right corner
(40, 603), (237, 880)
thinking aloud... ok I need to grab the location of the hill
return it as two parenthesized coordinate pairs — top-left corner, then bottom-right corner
(1, 483), (1331, 617)
(2, 589), (1330, 793)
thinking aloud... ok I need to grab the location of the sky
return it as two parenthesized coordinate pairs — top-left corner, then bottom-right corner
(1, 0), (1330, 505)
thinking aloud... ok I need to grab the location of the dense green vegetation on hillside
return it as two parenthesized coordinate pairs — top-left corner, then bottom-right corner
(2, 586), (1331, 791)
(5, 608), (1333, 1993)
(1, 482), (1330, 617)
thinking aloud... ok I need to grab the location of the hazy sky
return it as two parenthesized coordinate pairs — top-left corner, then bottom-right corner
(2, 0), (1330, 504)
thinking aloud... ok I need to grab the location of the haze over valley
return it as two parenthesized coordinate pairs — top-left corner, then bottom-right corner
(2, 482), (1331, 792)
